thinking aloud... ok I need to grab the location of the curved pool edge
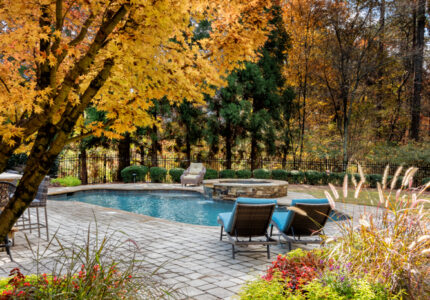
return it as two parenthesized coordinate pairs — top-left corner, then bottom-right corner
(48, 183), (205, 196)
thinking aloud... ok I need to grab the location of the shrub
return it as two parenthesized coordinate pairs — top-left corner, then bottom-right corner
(204, 168), (218, 180)
(262, 249), (326, 291)
(236, 169), (252, 179)
(327, 172), (345, 185)
(286, 170), (305, 184)
(169, 168), (184, 183)
(304, 272), (401, 299)
(51, 176), (81, 187)
(365, 174), (383, 188)
(149, 167), (167, 183)
(120, 165), (149, 183)
(219, 169), (235, 178)
(305, 171), (327, 185)
(253, 169), (271, 179)
(421, 177), (430, 185)
(271, 169), (288, 181)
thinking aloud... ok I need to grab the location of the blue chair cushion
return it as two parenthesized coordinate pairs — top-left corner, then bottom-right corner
(219, 198), (277, 233)
(272, 199), (329, 232)
(272, 211), (293, 232)
(291, 198), (328, 206)
(217, 212), (232, 227)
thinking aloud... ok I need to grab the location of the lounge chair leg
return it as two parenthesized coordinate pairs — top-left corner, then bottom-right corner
(288, 242), (292, 251)
(4, 236), (12, 261)
(232, 245), (235, 259)
(270, 225), (273, 237)
(267, 245), (270, 259)
(220, 226), (223, 241)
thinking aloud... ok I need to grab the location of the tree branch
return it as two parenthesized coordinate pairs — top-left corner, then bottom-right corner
(0, 77), (10, 94)
(67, 119), (115, 144)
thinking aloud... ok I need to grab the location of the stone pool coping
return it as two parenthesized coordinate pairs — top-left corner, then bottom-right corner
(48, 183), (205, 196)
(48, 183), (310, 206)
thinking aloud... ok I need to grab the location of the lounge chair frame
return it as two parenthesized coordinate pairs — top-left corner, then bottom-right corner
(271, 203), (331, 251)
(0, 181), (17, 261)
(218, 203), (277, 259)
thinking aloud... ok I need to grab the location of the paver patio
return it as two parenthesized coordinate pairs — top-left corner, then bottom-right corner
(0, 184), (379, 299)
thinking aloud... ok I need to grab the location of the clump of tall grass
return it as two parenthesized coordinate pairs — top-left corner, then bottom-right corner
(325, 165), (430, 298)
(0, 221), (178, 299)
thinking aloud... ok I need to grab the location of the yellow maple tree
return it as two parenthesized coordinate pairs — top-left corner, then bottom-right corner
(0, 0), (272, 238)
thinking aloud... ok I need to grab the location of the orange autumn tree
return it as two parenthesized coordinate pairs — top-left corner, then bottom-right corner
(0, 0), (272, 239)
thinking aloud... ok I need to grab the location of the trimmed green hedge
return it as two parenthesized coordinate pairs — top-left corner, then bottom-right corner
(220, 169), (236, 178)
(120, 165), (148, 183)
(149, 167), (167, 183)
(253, 169), (271, 179)
(287, 170), (305, 184)
(236, 169), (252, 179)
(204, 168), (218, 179)
(169, 168), (185, 183)
(271, 169), (288, 181)
(305, 171), (328, 185)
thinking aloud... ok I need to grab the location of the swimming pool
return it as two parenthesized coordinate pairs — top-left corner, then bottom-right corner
(49, 190), (236, 226)
(49, 190), (348, 226)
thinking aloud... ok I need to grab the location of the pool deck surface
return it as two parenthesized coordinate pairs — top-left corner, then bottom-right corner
(0, 183), (380, 299)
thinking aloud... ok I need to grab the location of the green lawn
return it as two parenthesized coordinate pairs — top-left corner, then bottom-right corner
(288, 184), (428, 207)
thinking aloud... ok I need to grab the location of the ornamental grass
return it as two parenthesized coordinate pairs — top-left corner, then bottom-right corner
(325, 165), (430, 298)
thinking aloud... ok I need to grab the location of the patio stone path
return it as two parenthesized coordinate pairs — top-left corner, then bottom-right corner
(0, 184), (380, 299)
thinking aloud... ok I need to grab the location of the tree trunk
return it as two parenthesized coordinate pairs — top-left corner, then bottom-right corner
(225, 125), (232, 169)
(375, 0), (385, 137)
(139, 145), (145, 165)
(250, 134), (258, 171)
(185, 132), (191, 163)
(150, 125), (158, 167)
(79, 146), (88, 185)
(410, 0), (425, 141)
(117, 132), (131, 180)
(281, 147), (287, 169)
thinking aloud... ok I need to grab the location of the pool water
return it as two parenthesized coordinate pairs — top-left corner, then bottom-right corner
(50, 190), (236, 226)
(49, 190), (348, 226)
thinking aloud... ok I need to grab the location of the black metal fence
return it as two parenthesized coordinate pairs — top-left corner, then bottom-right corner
(57, 154), (430, 185)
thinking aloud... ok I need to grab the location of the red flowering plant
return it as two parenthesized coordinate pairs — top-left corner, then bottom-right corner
(262, 249), (328, 292)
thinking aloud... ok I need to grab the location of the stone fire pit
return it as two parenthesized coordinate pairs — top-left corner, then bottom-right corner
(203, 178), (288, 200)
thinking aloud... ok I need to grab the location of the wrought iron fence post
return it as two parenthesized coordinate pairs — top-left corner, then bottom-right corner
(103, 154), (107, 183)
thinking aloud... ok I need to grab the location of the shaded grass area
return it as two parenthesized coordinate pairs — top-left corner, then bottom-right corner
(288, 184), (429, 207)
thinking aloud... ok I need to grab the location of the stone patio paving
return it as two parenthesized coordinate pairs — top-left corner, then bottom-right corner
(0, 184), (381, 299)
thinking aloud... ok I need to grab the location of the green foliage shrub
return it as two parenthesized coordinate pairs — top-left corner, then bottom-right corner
(169, 168), (185, 183)
(51, 176), (81, 187)
(271, 169), (288, 181)
(305, 171), (327, 185)
(120, 165), (149, 183)
(421, 177), (430, 185)
(220, 169), (236, 178)
(149, 167), (167, 183)
(286, 170), (305, 184)
(327, 172), (345, 185)
(236, 169), (252, 179)
(365, 174), (383, 188)
(253, 169), (271, 179)
(204, 168), (218, 179)
(387, 175), (404, 189)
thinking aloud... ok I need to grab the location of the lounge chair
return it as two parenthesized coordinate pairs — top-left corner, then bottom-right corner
(217, 197), (277, 259)
(0, 181), (18, 260)
(181, 163), (206, 186)
(270, 199), (332, 251)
